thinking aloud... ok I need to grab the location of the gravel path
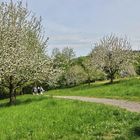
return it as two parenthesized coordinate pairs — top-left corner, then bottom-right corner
(53, 96), (140, 113)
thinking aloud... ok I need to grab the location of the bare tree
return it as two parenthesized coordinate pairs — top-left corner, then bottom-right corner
(91, 35), (132, 83)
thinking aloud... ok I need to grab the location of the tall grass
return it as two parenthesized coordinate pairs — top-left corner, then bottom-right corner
(0, 95), (140, 139)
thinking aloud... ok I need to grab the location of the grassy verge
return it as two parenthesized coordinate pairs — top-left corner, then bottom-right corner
(47, 78), (140, 102)
(0, 95), (140, 140)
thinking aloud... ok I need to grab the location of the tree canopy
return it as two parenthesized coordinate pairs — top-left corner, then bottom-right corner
(91, 35), (133, 83)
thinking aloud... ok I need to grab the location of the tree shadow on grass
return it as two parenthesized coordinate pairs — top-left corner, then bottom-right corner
(0, 96), (48, 108)
(71, 80), (121, 91)
(130, 126), (140, 137)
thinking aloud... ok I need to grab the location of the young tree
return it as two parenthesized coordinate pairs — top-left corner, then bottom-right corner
(61, 47), (75, 68)
(81, 57), (95, 86)
(52, 47), (75, 70)
(64, 65), (87, 87)
(0, 1), (49, 104)
(134, 51), (140, 75)
(91, 35), (132, 83)
(51, 47), (76, 87)
(82, 57), (105, 85)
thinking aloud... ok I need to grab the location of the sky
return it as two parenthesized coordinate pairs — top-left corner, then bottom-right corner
(1, 0), (140, 56)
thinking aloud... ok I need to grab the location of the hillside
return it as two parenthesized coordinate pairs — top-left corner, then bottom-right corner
(47, 78), (140, 101)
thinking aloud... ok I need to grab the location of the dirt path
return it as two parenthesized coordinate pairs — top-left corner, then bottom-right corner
(53, 96), (140, 113)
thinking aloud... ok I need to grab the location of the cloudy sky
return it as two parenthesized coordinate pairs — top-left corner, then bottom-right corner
(2, 0), (140, 56)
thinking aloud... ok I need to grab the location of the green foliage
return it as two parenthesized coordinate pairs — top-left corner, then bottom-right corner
(73, 56), (106, 83)
(0, 95), (139, 140)
(0, 86), (9, 99)
(64, 65), (87, 87)
(52, 47), (76, 70)
(134, 51), (140, 75)
(48, 78), (140, 101)
(72, 56), (87, 66)
(51, 47), (80, 88)
(136, 65), (140, 75)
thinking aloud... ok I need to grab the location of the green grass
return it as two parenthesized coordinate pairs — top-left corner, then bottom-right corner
(0, 95), (140, 140)
(47, 78), (140, 101)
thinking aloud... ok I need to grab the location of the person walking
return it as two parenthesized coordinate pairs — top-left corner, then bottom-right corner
(40, 86), (44, 95)
(37, 86), (41, 95)
(32, 86), (38, 95)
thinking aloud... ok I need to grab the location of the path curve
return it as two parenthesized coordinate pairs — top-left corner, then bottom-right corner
(53, 96), (140, 113)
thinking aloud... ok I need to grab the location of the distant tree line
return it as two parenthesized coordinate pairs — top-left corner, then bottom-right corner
(50, 40), (138, 88)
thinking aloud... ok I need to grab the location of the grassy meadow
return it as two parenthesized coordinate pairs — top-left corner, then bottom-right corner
(0, 95), (140, 140)
(47, 78), (140, 101)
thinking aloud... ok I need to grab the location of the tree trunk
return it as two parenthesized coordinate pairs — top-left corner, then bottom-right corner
(110, 75), (114, 84)
(88, 77), (91, 86)
(9, 76), (16, 105)
(9, 88), (16, 105)
(20, 90), (23, 95)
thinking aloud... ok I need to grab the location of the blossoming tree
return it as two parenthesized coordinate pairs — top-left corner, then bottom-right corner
(0, 1), (49, 104)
